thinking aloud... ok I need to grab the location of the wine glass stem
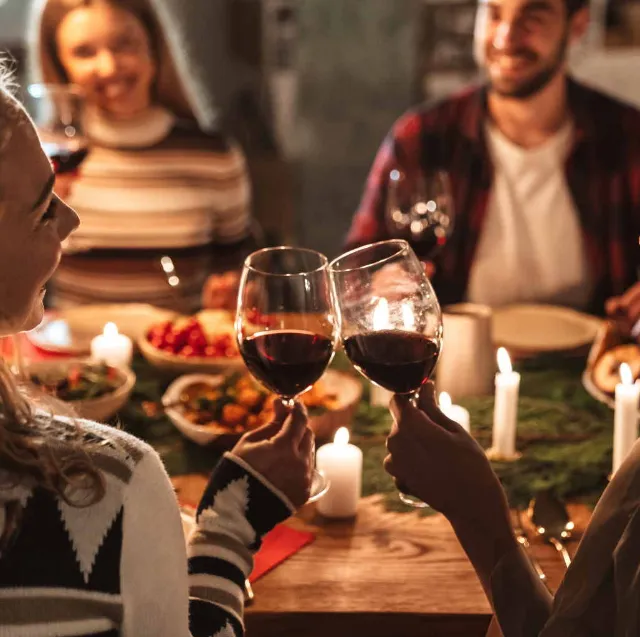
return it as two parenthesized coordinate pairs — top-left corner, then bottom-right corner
(409, 390), (421, 407)
(282, 397), (296, 410)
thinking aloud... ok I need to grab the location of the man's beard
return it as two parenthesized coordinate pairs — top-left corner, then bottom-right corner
(488, 29), (569, 100)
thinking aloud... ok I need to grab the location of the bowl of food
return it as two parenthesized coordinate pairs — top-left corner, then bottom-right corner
(27, 359), (136, 422)
(138, 310), (246, 376)
(162, 369), (362, 448)
(583, 321), (640, 409)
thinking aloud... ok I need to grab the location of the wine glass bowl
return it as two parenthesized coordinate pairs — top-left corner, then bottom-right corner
(26, 84), (89, 175)
(385, 168), (454, 261)
(329, 240), (442, 399)
(329, 240), (443, 508)
(236, 247), (337, 502)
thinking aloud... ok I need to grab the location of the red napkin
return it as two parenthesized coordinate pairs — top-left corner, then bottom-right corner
(250, 524), (315, 583)
(179, 501), (315, 582)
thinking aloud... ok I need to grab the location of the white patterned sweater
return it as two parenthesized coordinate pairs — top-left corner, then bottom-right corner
(0, 419), (294, 637)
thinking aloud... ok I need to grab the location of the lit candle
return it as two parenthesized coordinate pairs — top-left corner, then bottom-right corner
(489, 347), (520, 459)
(90, 322), (133, 369)
(613, 363), (640, 475)
(316, 427), (363, 519)
(439, 391), (471, 433)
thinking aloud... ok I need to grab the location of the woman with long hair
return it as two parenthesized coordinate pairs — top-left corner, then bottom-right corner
(0, 63), (313, 637)
(28, 0), (255, 311)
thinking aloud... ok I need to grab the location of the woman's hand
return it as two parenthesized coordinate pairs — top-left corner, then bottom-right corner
(231, 400), (314, 509)
(384, 383), (516, 583)
(202, 270), (241, 311)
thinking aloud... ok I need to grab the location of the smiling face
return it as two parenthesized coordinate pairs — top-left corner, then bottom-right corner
(475, 0), (588, 99)
(55, 1), (156, 119)
(0, 96), (79, 335)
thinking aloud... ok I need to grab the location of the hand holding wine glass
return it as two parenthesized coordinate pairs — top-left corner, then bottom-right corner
(329, 239), (443, 507)
(235, 246), (338, 502)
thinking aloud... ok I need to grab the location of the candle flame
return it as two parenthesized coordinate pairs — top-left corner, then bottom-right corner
(334, 427), (350, 445)
(104, 322), (119, 338)
(372, 298), (390, 331)
(439, 391), (452, 410)
(497, 347), (512, 374)
(620, 363), (634, 386)
(401, 302), (415, 330)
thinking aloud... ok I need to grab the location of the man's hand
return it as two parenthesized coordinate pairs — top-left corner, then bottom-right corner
(231, 400), (314, 509)
(606, 282), (640, 338)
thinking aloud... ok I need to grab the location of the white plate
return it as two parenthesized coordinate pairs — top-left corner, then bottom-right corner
(28, 304), (176, 355)
(493, 304), (603, 353)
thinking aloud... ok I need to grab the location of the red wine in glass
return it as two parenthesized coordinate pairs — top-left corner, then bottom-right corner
(343, 330), (440, 395)
(42, 142), (89, 175)
(385, 169), (454, 262)
(240, 329), (334, 399)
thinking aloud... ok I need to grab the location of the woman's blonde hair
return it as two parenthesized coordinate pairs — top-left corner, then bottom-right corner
(0, 66), (105, 550)
(34, 0), (195, 121)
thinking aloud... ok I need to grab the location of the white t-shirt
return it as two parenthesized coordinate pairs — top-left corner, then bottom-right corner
(466, 121), (592, 309)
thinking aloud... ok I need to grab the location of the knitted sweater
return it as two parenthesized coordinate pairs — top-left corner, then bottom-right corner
(0, 419), (293, 636)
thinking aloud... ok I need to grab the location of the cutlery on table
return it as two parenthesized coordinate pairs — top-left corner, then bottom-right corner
(529, 490), (574, 569)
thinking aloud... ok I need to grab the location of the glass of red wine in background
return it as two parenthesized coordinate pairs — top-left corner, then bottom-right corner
(26, 84), (89, 177)
(385, 168), (454, 262)
(329, 239), (442, 508)
(236, 246), (338, 501)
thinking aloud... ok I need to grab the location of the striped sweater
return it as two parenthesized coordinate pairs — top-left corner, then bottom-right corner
(0, 419), (292, 636)
(68, 119), (252, 250)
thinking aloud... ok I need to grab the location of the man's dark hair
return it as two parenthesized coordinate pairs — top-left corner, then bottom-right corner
(566, 0), (588, 15)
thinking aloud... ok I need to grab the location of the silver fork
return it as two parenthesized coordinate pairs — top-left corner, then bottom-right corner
(512, 509), (547, 583)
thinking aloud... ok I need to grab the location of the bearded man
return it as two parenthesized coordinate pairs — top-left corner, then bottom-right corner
(346, 0), (640, 337)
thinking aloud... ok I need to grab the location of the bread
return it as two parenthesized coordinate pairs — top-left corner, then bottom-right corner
(592, 344), (640, 394)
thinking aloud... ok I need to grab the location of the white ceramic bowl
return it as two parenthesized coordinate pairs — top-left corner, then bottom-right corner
(27, 359), (136, 423)
(137, 334), (246, 377)
(163, 369), (363, 447)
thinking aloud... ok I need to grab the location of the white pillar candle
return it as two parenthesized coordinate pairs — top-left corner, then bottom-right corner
(316, 427), (363, 519)
(490, 347), (520, 459)
(613, 363), (640, 475)
(439, 392), (471, 433)
(91, 322), (133, 369)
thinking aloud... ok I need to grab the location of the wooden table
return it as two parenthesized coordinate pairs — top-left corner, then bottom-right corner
(173, 474), (590, 637)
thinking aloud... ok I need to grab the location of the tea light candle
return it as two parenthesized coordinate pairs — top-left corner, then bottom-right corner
(91, 322), (133, 369)
(613, 363), (640, 475)
(489, 347), (520, 459)
(439, 392), (470, 433)
(316, 427), (362, 519)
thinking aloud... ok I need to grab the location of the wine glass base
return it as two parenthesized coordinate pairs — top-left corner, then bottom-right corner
(398, 491), (430, 509)
(307, 468), (329, 503)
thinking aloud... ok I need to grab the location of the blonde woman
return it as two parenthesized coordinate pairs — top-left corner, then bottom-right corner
(0, 69), (313, 636)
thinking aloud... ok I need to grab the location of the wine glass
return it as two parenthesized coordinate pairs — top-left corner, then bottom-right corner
(235, 246), (337, 502)
(25, 84), (89, 176)
(385, 168), (454, 262)
(329, 239), (443, 508)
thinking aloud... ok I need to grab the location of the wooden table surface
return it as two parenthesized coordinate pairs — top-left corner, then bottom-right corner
(173, 474), (591, 637)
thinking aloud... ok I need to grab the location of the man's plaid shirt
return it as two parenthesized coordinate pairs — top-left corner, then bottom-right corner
(345, 78), (640, 314)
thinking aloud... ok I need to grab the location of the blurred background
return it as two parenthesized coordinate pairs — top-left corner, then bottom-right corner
(1, 0), (639, 258)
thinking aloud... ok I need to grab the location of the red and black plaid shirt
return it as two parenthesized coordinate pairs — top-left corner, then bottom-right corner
(345, 78), (640, 314)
